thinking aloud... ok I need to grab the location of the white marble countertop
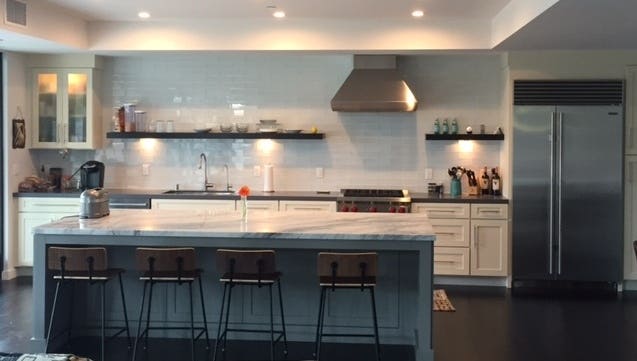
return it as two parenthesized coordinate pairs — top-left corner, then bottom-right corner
(34, 209), (435, 242)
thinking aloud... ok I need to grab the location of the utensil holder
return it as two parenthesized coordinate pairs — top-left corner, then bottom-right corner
(450, 179), (461, 197)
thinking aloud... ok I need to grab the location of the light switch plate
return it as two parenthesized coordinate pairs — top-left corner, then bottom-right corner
(315, 167), (324, 178)
(142, 163), (150, 176)
(425, 168), (433, 180)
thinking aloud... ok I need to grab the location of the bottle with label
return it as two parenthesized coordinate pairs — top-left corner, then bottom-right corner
(442, 118), (450, 134)
(480, 166), (490, 195)
(492, 167), (502, 196)
(433, 118), (441, 134)
(451, 118), (459, 134)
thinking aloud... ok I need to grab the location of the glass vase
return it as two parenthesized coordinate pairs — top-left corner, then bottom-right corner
(241, 195), (248, 222)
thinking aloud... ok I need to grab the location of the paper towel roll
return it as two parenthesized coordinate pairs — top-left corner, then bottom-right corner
(263, 164), (274, 192)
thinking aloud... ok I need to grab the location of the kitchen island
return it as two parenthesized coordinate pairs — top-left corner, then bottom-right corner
(32, 210), (435, 361)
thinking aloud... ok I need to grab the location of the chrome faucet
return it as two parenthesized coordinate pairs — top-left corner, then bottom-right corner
(198, 153), (215, 190)
(224, 164), (233, 191)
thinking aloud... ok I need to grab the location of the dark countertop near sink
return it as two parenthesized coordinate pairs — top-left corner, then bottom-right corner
(14, 189), (508, 203)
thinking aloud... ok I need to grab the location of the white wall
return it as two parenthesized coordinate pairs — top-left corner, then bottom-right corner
(3, 51), (34, 280)
(31, 53), (506, 195)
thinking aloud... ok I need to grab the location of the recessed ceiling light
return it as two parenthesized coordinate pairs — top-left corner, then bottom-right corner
(411, 10), (424, 18)
(138, 11), (150, 19)
(273, 11), (286, 18)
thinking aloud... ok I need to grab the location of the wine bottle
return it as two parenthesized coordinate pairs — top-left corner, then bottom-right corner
(480, 166), (490, 195)
(442, 118), (449, 134)
(491, 167), (501, 196)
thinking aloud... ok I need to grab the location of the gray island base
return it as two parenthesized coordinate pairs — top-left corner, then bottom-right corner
(32, 210), (435, 361)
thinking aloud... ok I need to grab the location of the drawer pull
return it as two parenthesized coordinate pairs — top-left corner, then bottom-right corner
(430, 210), (456, 213)
(479, 210), (500, 213)
(436, 232), (458, 235)
(435, 260), (457, 264)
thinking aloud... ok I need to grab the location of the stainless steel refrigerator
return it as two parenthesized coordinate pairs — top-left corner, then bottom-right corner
(512, 80), (624, 288)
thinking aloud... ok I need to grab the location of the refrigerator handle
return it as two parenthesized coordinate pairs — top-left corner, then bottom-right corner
(549, 112), (555, 275)
(557, 111), (564, 275)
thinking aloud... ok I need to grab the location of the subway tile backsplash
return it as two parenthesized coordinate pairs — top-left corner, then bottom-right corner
(33, 53), (505, 193)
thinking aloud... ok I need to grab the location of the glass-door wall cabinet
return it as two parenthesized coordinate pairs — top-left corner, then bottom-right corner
(31, 68), (101, 149)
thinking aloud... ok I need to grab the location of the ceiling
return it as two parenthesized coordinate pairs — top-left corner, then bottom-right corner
(2, 0), (637, 53)
(47, 0), (512, 21)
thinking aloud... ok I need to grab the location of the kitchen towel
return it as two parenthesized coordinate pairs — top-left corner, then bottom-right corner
(263, 164), (274, 192)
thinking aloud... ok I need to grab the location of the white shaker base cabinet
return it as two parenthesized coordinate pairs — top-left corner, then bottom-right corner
(17, 198), (80, 266)
(413, 202), (509, 277)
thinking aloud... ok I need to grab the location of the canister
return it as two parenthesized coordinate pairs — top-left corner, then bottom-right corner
(135, 110), (147, 132)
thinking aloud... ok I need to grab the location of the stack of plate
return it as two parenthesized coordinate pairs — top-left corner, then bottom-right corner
(258, 119), (280, 133)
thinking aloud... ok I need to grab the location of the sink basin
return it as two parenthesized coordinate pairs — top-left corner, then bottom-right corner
(163, 190), (236, 196)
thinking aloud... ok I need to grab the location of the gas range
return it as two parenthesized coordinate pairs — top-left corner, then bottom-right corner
(336, 189), (411, 213)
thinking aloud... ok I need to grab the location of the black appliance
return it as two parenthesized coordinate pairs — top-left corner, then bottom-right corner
(79, 161), (105, 190)
(336, 189), (411, 213)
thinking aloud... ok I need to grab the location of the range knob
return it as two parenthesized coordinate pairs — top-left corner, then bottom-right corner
(388, 206), (397, 213)
(398, 205), (407, 213)
(350, 205), (359, 212)
(368, 206), (378, 212)
(340, 205), (349, 212)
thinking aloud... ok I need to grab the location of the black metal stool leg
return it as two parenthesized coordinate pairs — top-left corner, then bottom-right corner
(118, 273), (132, 349)
(189, 282), (195, 361)
(314, 287), (327, 361)
(221, 283), (233, 361)
(269, 284), (275, 361)
(212, 283), (227, 361)
(277, 279), (289, 357)
(100, 282), (106, 361)
(370, 287), (381, 361)
(132, 281), (148, 361)
(66, 281), (75, 349)
(144, 282), (155, 351)
(197, 277), (210, 350)
(46, 280), (63, 353)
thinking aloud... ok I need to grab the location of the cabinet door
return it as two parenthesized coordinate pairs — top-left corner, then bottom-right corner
(32, 71), (61, 148)
(18, 213), (54, 266)
(151, 199), (236, 211)
(64, 70), (92, 148)
(470, 219), (508, 276)
(625, 156), (637, 279)
(429, 219), (470, 247)
(279, 201), (336, 212)
(470, 204), (508, 220)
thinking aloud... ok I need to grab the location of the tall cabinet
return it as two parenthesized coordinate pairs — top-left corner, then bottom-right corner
(31, 67), (101, 149)
(625, 66), (637, 281)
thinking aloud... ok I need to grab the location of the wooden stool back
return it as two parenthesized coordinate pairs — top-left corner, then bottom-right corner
(317, 252), (377, 288)
(135, 247), (197, 273)
(215, 249), (276, 275)
(48, 247), (107, 272)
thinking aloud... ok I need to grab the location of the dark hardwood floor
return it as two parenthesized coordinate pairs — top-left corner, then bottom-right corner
(1, 277), (637, 361)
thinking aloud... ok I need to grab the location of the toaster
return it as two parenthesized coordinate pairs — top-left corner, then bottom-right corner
(80, 188), (110, 219)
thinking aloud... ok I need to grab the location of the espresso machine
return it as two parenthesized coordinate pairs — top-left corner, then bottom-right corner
(79, 161), (105, 190)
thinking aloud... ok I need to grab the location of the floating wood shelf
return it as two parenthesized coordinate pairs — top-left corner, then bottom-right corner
(106, 132), (325, 140)
(425, 134), (504, 141)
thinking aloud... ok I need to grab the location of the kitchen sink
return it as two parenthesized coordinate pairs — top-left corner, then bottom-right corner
(163, 190), (236, 196)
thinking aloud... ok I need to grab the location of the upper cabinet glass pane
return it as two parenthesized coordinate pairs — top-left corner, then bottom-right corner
(37, 73), (58, 143)
(67, 73), (87, 143)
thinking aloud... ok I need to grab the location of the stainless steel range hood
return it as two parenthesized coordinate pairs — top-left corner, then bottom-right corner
(331, 55), (418, 112)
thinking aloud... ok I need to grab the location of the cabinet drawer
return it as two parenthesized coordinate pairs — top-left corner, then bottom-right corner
(431, 219), (470, 247)
(245, 200), (279, 211)
(18, 197), (80, 213)
(279, 201), (336, 212)
(151, 199), (236, 211)
(471, 204), (508, 219)
(412, 203), (469, 219)
(434, 247), (470, 276)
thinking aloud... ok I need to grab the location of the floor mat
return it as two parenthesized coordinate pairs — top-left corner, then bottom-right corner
(433, 289), (455, 312)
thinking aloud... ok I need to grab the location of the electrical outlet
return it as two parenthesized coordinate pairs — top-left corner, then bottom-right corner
(315, 167), (324, 178)
(425, 168), (433, 180)
(142, 163), (150, 176)
(253, 165), (261, 177)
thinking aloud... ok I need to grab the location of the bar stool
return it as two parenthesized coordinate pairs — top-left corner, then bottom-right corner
(213, 249), (288, 361)
(132, 248), (210, 361)
(314, 252), (380, 361)
(46, 247), (131, 361)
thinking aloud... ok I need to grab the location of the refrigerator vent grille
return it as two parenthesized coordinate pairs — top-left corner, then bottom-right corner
(514, 80), (623, 105)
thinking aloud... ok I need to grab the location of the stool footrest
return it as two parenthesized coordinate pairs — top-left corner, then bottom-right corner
(321, 332), (377, 338)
